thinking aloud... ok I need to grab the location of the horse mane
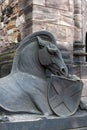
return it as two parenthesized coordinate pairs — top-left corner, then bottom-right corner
(11, 31), (57, 74)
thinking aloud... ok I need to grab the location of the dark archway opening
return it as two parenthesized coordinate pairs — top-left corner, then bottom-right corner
(85, 32), (87, 61)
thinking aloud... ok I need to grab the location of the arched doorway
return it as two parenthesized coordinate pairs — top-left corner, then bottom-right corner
(85, 32), (87, 61)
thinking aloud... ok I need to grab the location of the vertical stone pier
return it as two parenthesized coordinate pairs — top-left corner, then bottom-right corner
(73, 0), (83, 77)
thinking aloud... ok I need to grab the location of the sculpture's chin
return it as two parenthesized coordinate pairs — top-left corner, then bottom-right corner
(48, 66), (68, 77)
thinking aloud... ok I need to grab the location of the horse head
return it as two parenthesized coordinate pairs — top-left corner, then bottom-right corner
(37, 36), (68, 77)
(11, 31), (68, 78)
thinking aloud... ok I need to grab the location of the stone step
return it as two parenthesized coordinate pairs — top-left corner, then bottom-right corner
(0, 113), (87, 130)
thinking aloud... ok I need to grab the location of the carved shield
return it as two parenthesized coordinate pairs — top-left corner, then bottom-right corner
(48, 75), (83, 117)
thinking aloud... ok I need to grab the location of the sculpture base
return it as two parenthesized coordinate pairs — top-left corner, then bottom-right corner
(0, 110), (87, 130)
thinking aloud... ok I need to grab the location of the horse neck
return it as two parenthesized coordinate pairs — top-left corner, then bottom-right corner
(17, 43), (46, 79)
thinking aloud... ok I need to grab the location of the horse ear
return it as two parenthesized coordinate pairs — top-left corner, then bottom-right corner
(47, 44), (58, 54)
(37, 36), (45, 47)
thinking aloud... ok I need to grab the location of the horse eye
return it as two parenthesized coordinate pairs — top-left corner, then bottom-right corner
(49, 51), (57, 56)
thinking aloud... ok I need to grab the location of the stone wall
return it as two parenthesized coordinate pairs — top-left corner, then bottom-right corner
(0, 0), (23, 52)
(0, 0), (24, 77)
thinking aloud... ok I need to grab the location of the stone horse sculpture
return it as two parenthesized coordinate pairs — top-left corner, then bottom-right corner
(0, 31), (85, 117)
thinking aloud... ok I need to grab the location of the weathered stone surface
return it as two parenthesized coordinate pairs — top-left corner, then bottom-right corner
(1, 113), (87, 130)
(60, 10), (74, 18)
(74, 7), (81, 14)
(74, 14), (82, 28)
(74, 0), (81, 8)
(21, 21), (33, 39)
(33, 5), (74, 27)
(24, 5), (33, 20)
(74, 21), (82, 29)
(46, 24), (66, 42)
(33, 20), (46, 32)
(81, 65), (87, 79)
(72, 65), (81, 78)
(57, 41), (73, 51)
(66, 27), (74, 43)
(74, 28), (82, 42)
(58, 12), (74, 27)
(69, 0), (74, 12)
(33, 0), (45, 6)
(33, 5), (59, 24)
(18, 0), (32, 10)
(56, 41), (73, 68)
(82, 79), (87, 96)
(45, 0), (70, 10)
(46, 24), (74, 44)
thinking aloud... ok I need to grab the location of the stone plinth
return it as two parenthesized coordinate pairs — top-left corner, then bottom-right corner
(0, 112), (87, 130)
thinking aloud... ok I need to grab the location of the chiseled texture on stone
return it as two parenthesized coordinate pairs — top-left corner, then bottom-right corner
(32, 2), (74, 63)
(18, 0), (74, 44)
(33, 0), (45, 6)
(45, 0), (69, 10)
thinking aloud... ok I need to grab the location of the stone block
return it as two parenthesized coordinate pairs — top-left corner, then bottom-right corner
(18, 0), (32, 10)
(81, 65), (87, 79)
(13, 4), (19, 14)
(6, 20), (16, 30)
(82, 79), (87, 96)
(69, 0), (74, 12)
(60, 10), (74, 18)
(46, 24), (74, 43)
(66, 27), (74, 43)
(33, 0), (45, 6)
(18, 19), (33, 39)
(32, 20), (46, 32)
(74, 7), (81, 14)
(45, 0), (69, 10)
(72, 65), (81, 78)
(33, 5), (59, 25)
(57, 41), (73, 51)
(74, 14), (82, 28)
(58, 14), (74, 27)
(74, 20), (82, 29)
(46, 24), (66, 42)
(73, 55), (84, 65)
(74, 27), (82, 42)
(24, 5), (33, 20)
(74, 14), (82, 21)
(74, 0), (81, 8)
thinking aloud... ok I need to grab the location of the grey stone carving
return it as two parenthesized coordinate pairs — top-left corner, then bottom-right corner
(0, 31), (84, 117)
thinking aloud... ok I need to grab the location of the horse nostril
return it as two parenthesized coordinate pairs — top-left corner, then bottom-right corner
(61, 68), (65, 73)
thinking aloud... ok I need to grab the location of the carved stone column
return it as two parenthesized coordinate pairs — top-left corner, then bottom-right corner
(73, 0), (85, 78)
(73, 0), (85, 65)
